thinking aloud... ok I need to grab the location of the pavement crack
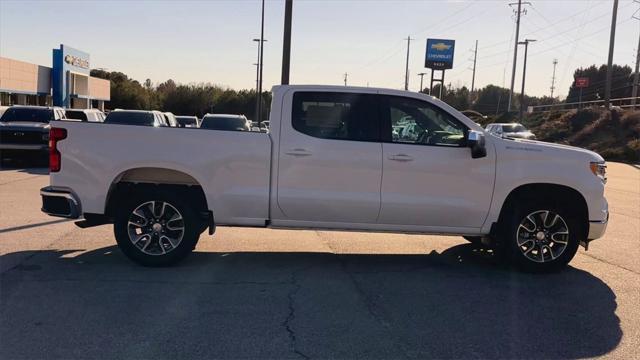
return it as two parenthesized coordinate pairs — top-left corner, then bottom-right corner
(282, 267), (310, 360)
(581, 252), (640, 275)
(339, 258), (412, 360)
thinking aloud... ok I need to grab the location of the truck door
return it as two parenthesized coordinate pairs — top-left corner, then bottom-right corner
(377, 95), (495, 229)
(276, 90), (382, 223)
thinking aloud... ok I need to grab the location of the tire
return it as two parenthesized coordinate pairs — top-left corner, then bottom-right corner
(499, 198), (582, 273)
(114, 190), (201, 266)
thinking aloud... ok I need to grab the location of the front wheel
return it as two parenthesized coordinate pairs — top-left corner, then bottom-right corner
(501, 200), (582, 273)
(114, 191), (201, 266)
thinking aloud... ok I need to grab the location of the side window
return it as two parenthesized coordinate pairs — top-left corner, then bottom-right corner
(384, 96), (466, 147)
(292, 92), (379, 142)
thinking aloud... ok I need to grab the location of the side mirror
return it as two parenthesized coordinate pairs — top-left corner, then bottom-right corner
(467, 130), (487, 159)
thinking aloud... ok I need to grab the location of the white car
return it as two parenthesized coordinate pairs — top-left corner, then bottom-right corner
(40, 85), (608, 272)
(486, 123), (536, 140)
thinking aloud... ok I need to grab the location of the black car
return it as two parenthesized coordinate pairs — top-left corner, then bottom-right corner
(0, 106), (66, 161)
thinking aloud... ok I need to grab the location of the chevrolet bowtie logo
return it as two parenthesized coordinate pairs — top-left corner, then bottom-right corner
(431, 43), (452, 51)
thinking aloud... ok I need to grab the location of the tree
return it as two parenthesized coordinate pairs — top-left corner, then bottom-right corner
(566, 64), (633, 104)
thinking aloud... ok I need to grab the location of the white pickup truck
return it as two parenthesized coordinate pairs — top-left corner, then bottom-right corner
(40, 85), (608, 272)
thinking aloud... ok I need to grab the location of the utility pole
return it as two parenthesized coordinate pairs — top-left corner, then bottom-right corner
(632, 4), (640, 108)
(253, 39), (262, 122)
(343, 73), (348, 86)
(417, 72), (426, 93)
(550, 58), (558, 99)
(604, 0), (618, 108)
(471, 40), (478, 92)
(518, 39), (536, 121)
(404, 36), (413, 91)
(281, 0), (293, 85)
(257, 0), (266, 123)
(508, 1), (530, 112)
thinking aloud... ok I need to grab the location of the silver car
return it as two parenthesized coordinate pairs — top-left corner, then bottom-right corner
(486, 123), (536, 140)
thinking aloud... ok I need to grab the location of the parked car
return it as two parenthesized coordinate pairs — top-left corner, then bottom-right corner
(163, 112), (179, 127)
(64, 108), (106, 122)
(486, 123), (536, 139)
(176, 115), (199, 128)
(200, 114), (250, 131)
(0, 106), (9, 118)
(0, 105), (66, 160)
(40, 85), (608, 272)
(103, 110), (168, 127)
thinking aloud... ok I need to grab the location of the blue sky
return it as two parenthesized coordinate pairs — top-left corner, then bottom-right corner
(1, 0), (637, 98)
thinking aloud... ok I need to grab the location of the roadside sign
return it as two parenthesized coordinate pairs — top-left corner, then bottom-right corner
(425, 39), (455, 70)
(575, 77), (590, 88)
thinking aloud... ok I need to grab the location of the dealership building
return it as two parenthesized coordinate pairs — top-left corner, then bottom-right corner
(0, 44), (110, 109)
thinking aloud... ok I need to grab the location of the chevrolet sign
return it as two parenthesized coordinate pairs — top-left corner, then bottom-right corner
(425, 38), (455, 70)
(64, 55), (89, 69)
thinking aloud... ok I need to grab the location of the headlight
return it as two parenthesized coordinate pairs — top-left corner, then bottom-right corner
(590, 161), (607, 183)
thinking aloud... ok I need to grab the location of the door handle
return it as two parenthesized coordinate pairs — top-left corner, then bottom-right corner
(285, 148), (312, 157)
(388, 153), (414, 162)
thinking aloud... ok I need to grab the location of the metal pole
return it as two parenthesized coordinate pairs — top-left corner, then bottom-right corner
(579, 87), (583, 109)
(508, 0), (522, 112)
(519, 39), (535, 121)
(439, 70), (445, 99)
(471, 40), (478, 92)
(604, 0), (618, 108)
(632, 20), (640, 108)
(429, 69), (435, 95)
(257, 0), (265, 123)
(404, 36), (412, 91)
(253, 39), (261, 121)
(343, 73), (348, 86)
(550, 59), (558, 99)
(417, 72), (426, 92)
(281, 0), (293, 85)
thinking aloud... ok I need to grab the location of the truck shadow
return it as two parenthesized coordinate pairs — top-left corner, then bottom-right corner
(1, 244), (622, 359)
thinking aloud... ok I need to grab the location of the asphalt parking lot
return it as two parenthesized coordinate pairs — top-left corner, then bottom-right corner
(1, 162), (638, 359)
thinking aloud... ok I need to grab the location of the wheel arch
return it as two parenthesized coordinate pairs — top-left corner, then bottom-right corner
(104, 167), (211, 221)
(497, 183), (589, 238)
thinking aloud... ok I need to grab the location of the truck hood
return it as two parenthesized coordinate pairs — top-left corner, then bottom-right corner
(497, 137), (604, 162)
(0, 121), (50, 132)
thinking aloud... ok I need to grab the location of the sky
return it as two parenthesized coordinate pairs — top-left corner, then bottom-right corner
(0, 0), (638, 99)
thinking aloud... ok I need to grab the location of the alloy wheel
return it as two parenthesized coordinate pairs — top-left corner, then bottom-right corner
(127, 201), (185, 256)
(516, 210), (569, 263)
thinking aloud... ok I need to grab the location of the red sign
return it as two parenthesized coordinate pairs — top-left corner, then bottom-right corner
(575, 77), (590, 88)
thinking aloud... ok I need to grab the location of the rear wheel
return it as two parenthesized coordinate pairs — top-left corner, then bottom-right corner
(114, 191), (201, 266)
(500, 200), (581, 272)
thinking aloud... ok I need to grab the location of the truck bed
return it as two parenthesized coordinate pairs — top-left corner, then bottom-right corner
(50, 121), (272, 225)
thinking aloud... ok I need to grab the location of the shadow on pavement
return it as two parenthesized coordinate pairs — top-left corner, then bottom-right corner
(0, 244), (622, 359)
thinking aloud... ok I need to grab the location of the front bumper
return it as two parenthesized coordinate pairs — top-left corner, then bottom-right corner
(40, 186), (81, 219)
(588, 217), (608, 240)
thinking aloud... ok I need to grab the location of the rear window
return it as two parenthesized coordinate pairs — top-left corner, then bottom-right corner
(201, 116), (249, 131)
(502, 124), (526, 132)
(176, 116), (198, 126)
(65, 110), (88, 121)
(104, 112), (155, 126)
(0, 108), (53, 123)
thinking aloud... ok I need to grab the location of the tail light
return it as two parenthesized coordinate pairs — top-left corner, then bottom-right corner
(49, 127), (67, 172)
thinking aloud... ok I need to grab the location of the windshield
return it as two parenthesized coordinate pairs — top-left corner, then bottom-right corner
(502, 124), (526, 133)
(176, 117), (197, 126)
(201, 116), (249, 131)
(64, 110), (88, 121)
(104, 112), (155, 126)
(0, 108), (53, 123)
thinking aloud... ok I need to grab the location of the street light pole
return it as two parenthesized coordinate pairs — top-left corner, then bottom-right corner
(518, 39), (536, 121)
(604, 0), (619, 108)
(281, 0), (293, 85)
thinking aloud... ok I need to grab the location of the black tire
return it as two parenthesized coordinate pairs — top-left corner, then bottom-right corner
(114, 190), (201, 266)
(499, 198), (582, 273)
